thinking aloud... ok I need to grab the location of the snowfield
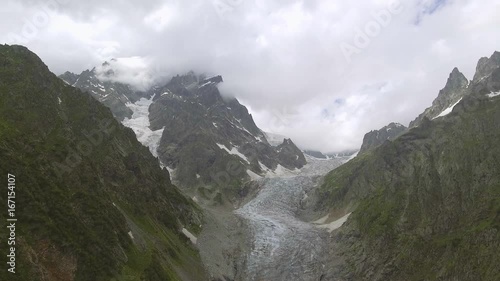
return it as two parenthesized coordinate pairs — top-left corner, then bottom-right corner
(122, 96), (164, 158)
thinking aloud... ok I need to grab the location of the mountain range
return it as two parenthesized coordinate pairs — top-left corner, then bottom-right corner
(2, 43), (500, 281)
(62, 67), (307, 205)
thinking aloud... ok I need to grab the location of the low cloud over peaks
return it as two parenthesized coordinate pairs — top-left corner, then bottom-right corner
(2, 0), (499, 152)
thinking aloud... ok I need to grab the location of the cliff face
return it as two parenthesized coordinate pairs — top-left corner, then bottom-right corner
(409, 67), (469, 128)
(148, 73), (306, 204)
(314, 52), (500, 280)
(0, 45), (206, 281)
(358, 122), (407, 154)
(59, 64), (153, 121)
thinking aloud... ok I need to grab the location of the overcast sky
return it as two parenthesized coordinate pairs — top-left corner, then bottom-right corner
(1, 0), (499, 152)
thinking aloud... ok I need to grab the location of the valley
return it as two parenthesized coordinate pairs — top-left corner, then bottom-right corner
(1, 44), (499, 281)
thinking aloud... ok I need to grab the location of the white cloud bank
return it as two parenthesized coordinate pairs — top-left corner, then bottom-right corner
(1, 0), (499, 152)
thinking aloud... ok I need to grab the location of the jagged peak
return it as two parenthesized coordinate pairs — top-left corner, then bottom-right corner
(387, 122), (406, 128)
(62, 70), (76, 76)
(473, 50), (500, 81)
(445, 67), (468, 87)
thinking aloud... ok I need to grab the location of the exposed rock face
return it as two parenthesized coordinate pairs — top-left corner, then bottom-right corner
(148, 72), (306, 203)
(409, 67), (469, 128)
(0, 45), (206, 281)
(359, 122), (407, 154)
(276, 138), (307, 169)
(59, 64), (152, 121)
(314, 51), (500, 281)
(473, 51), (500, 82)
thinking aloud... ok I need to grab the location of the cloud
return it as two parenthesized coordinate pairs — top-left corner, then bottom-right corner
(1, 0), (499, 152)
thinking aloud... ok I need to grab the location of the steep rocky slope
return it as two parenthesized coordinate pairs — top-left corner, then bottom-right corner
(314, 52), (500, 280)
(358, 122), (407, 154)
(0, 45), (206, 281)
(59, 61), (152, 121)
(148, 72), (306, 204)
(409, 67), (469, 128)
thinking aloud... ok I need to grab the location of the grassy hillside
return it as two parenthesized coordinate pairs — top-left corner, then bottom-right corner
(317, 89), (500, 280)
(0, 45), (206, 281)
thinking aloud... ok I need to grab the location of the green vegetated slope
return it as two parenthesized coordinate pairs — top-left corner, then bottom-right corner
(0, 45), (206, 281)
(317, 77), (500, 280)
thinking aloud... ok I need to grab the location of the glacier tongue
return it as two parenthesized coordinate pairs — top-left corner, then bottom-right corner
(122, 96), (164, 158)
(235, 156), (348, 280)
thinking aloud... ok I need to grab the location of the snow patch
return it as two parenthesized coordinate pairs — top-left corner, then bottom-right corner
(247, 170), (262, 181)
(216, 143), (249, 163)
(128, 231), (134, 239)
(488, 91), (500, 98)
(314, 213), (351, 233)
(198, 81), (213, 88)
(166, 166), (175, 175)
(58, 97), (62, 104)
(182, 228), (197, 244)
(122, 96), (164, 157)
(433, 98), (463, 119)
(312, 214), (330, 224)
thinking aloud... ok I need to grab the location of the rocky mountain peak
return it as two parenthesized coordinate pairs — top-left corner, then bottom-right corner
(473, 51), (500, 82)
(409, 67), (469, 128)
(59, 71), (79, 85)
(147, 72), (306, 203)
(58, 63), (152, 121)
(446, 67), (468, 90)
(359, 122), (407, 154)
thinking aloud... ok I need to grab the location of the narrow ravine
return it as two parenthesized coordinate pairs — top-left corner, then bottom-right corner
(235, 157), (349, 281)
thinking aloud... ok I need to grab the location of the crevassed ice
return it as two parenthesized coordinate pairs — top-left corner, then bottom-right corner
(235, 156), (351, 280)
(122, 96), (164, 158)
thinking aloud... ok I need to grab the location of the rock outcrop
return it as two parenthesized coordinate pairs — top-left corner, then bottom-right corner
(148, 72), (306, 204)
(359, 122), (407, 154)
(59, 63), (152, 121)
(409, 67), (469, 128)
(314, 51), (500, 281)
